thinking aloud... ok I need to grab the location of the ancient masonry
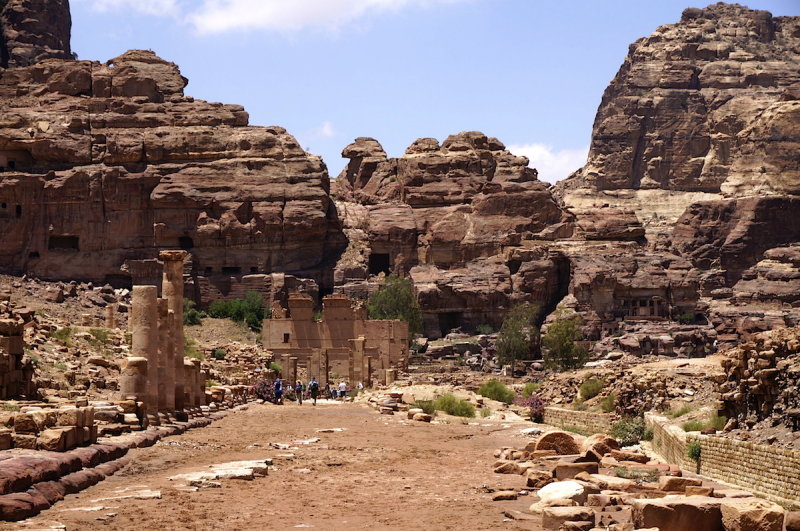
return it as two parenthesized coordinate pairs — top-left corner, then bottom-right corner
(262, 293), (408, 387)
(119, 250), (205, 423)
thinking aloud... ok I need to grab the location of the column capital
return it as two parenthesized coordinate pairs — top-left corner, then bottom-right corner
(159, 250), (188, 262)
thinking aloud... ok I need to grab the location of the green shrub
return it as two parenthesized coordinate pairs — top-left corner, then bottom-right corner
(711, 414), (727, 431)
(208, 291), (267, 331)
(521, 382), (541, 398)
(184, 335), (203, 360)
(212, 348), (226, 361)
(678, 313), (695, 324)
(579, 378), (604, 400)
(477, 380), (515, 404)
(668, 404), (694, 418)
(542, 315), (587, 371)
(433, 394), (475, 418)
(28, 354), (40, 367)
(88, 328), (110, 343)
(481, 407), (493, 418)
(51, 327), (73, 346)
(184, 299), (203, 326)
(54, 362), (68, 371)
(610, 417), (645, 446)
(572, 400), (588, 411)
(682, 420), (706, 432)
(599, 393), (617, 413)
(1, 403), (20, 412)
(475, 324), (494, 335)
(367, 275), (423, 338)
(687, 441), (702, 462)
(414, 400), (437, 416)
(643, 427), (654, 441)
(496, 304), (539, 367)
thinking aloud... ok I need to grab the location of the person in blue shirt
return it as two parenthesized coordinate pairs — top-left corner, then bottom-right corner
(295, 380), (304, 405)
(273, 377), (283, 405)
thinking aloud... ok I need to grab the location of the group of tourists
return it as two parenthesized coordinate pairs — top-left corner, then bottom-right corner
(271, 377), (363, 406)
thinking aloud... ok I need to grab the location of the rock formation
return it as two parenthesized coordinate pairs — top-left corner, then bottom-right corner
(1, 0), (72, 68)
(0, 21), (345, 303)
(333, 133), (575, 336)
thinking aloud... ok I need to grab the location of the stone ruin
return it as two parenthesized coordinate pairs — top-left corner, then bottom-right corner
(719, 326), (800, 430)
(118, 250), (206, 425)
(262, 293), (408, 387)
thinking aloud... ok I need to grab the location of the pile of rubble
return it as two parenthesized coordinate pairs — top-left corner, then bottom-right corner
(719, 327), (800, 432)
(489, 429), (797, 530)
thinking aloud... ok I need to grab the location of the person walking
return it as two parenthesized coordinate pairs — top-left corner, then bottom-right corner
(324, 382), (332, 400)
(338, 380), (347, 400)
(273, 377), (283, 405)
(295, 380), (303, 405)
(308, 377), (320, 406)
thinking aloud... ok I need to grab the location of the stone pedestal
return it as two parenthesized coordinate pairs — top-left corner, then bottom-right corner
(385, 368), (397, 386)
(131, 285), (159, 423)
(160, 250), (187, 411)
(104, 305), (116, 329)
(191, 359), (203, 406)
(119, 357), (148, 402)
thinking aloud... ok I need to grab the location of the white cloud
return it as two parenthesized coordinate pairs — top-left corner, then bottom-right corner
(186, 0), (469, 34)
(77, 0), (182, 18)
(507, 143), (588, 184)
(312, 121), (336, 139)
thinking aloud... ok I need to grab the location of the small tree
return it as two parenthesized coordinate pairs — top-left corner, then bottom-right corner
(496, 303), (539, 369)
(542, 314), (587, 371)
(367, 275), (423, 336)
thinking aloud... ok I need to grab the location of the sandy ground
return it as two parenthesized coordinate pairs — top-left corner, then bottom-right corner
(8, 401), (542, 531)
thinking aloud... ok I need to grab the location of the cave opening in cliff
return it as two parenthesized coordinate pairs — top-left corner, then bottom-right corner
(222, 266), (242, 274)
(15, 205), (21, 218)
(438, 312), (463, 337)
(48, 235), (79, 252)
(368, 253), (391, 275)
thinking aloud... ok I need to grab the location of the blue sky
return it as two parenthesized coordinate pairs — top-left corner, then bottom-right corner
(70, 0), (798, 182)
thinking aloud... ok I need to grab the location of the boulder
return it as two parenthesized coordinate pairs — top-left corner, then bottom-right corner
(536, 480), (586, 504)
(491, 490), (518, 501)
(658, 476), (703, 493)
(581, 434), (620, 457)
(534, 431), (580, 455)
(554, 461), (599, 480)
(633, 496), (723, 530)
(541, 506), (595, 529)
(720, 498), (784, 531)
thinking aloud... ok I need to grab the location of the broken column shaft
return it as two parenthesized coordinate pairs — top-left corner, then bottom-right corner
(160, 250), (187, 411)
(131, 285), (159, 422)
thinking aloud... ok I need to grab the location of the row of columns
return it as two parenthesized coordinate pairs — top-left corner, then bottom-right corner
(80, 305), (117, 329)
(119, 251), (206, 422)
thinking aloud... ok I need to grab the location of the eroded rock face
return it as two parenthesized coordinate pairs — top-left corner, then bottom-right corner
(0, 49), (345, 300)
(333, 134), (573, 336)
(1, 0), (72, 68)
(558, 3), (800, 196)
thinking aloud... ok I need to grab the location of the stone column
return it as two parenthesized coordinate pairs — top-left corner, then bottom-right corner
(119, 357), (148, 402)
(157, 298), (176, 412)
(288, 356), (298, 388)
(385, 368), (397, 386)
(160, 250), (188, 410)
(199, 369), (208, 406)
(183, 359), (195, 408)
(363, 355), (372, 388)
(131, 285), (159, 423)
(191, 359), (203, 407)
(104, 305), (116, 329)
(349, 336), (365, 386)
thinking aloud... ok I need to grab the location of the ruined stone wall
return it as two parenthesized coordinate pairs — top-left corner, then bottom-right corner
(542, 407), (614, 435)
(646, 413), (800, 509)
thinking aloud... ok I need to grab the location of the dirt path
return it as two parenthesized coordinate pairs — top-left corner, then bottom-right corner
(8, 401), (541, 530)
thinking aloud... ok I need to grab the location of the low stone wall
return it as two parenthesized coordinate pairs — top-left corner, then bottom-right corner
(646, 413), (800, 509)
(543, 407), (614, 434)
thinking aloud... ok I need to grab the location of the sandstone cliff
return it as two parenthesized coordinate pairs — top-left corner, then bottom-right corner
(1, 0), (72, 67)
(0, 14), (346, 301)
